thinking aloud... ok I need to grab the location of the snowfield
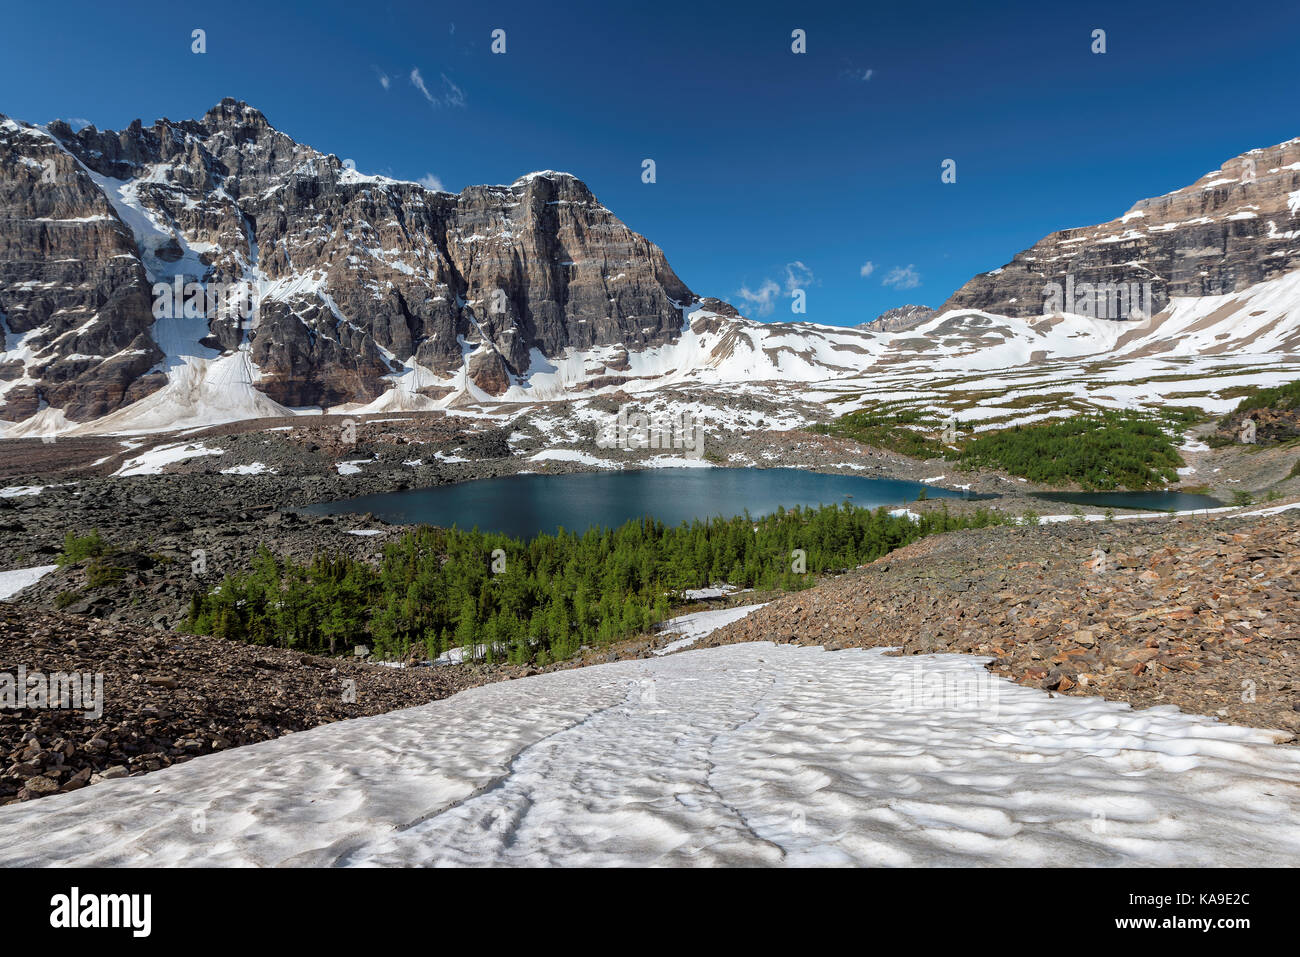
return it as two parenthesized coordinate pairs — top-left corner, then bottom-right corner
(0, 564), (58, 601)
(2, 643), (1297, 867)
(654, 604), (769, 655)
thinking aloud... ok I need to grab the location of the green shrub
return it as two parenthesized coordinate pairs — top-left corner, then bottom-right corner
(1230, 380), (1300, 415)
(809, 407), (954, 459)
(85, 558), (126, 588)
(57, 530), (108, 565)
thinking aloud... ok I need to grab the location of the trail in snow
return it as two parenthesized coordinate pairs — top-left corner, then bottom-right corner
(2, 644), (1297, 867)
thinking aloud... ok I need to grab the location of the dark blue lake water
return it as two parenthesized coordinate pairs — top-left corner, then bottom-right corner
(304, 467), (986, 538)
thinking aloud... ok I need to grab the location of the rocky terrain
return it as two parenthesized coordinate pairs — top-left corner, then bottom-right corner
(0, 603), (518, 805)
(695, 509), (1300, 737)
(940, 137), (1300, 319)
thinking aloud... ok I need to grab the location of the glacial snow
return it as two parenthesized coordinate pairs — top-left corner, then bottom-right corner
(1, 643), (1297, 867)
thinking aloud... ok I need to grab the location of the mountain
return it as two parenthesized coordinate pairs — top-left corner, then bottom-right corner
(1, 99), (781, 431)
(3, 105), (1300, 437)
(940, 137), (1300, 319)
(857, 304), (935, 333)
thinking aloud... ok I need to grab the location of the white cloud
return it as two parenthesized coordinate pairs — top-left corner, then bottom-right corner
(783, 260), (815, 294)
(411, 67), (434, 104)
(734, 279), (781, 317)
(859, 261), (876, 278)
(736, 262), (817, 317)
(860, 69), (874, 81)
(374, 67), (390, 90)
(417, 173), (446, 192)
(411, 67), (466, 109)
(882, 265), (922, 290)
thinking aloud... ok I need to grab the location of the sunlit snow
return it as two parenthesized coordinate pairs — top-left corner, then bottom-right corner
(2, 644), (1296, 867)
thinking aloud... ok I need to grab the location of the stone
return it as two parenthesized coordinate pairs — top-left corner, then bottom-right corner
(22, 775), (59, 795)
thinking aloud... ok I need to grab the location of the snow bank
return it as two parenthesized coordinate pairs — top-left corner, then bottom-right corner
(2, 643), (1296, 867)
(113, 442), (223, 476)
(0, 564), (58, 601)
(654, 603), (768, 655)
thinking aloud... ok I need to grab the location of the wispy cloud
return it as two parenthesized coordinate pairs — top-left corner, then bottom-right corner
(881, 265), (922, 290)
(440, 74), (466, 109)
(736, 262), (817, 316)
(839, 65), (875, 82)
(859, 261), (876, 278)
(417, 173), (446, 192)
(410, 67), (434, 104)
(735, 278), (781, 316)
(411, 67), (466, 109)
(784, 261), (816, 294)
(374, 67), (391, 90)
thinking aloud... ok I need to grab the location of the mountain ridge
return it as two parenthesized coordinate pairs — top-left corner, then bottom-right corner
(939, 136), (1300, 319)
(2, 103), (1300, 437)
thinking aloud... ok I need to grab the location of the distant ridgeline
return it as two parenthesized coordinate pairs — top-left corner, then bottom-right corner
(184, 504), (1007, 664)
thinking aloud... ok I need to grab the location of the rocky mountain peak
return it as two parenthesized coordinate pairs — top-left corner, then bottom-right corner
(940, 137), (1300, 319)
(202, 98), (275, 137)
(0, 100), (702, 425)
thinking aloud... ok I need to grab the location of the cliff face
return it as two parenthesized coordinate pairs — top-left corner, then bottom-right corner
(0, 99), (695, 422)
(940, 138), (1300, 319)
(0, 117), (163, 422)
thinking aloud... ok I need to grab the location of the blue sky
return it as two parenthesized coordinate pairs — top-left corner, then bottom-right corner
(3, 0), (1298, 325)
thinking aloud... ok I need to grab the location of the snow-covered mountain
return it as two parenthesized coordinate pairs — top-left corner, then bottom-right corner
(2, 105), (1299, 438)
(941, 136), (1300, 318)
(0, 99), (915, 435)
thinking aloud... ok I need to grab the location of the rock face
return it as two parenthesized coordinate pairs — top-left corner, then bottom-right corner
(858, 304), (934, 333)
(940, 138), (1300, 318)
(1220, 408), (1300, 446)
(0, 99), (695, 421)
(0, 117), (163, 422)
